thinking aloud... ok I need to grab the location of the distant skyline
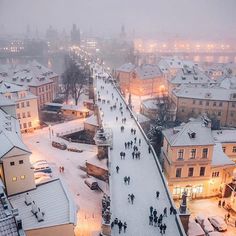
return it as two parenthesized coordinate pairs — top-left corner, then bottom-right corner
(0, 0), (236, 41)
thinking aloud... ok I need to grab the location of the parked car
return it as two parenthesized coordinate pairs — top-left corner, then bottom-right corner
(84, 178), (99, 190)
(52, 141), (67, 150)
(208, 216), (227, 232)
(195, 214), (214, 233)
(188, 219), (205, 236)
(32, 160), (52, 174)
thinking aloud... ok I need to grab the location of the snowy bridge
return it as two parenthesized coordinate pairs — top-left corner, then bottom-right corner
(94, 66), (185, 236)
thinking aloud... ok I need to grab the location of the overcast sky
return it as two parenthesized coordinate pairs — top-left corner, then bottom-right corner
(0, 0), (236, 40)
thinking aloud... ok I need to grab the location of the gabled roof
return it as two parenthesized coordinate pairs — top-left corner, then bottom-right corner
(212, 143), (235, 167)
(9, 179), (77, 230)
(134, 64), (162, 79)
(0, 108), (30, 158)
(116, 63), (135, 73)
(162, 120), (215, 147)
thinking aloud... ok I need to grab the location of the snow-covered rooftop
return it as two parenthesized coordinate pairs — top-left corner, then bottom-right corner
(163, 120), (215, 147)
(134, 64), (162, 79)
(116, 63), (136, 73)
(170, 67), (213, 85)
(173, 83), (236, 101)
(84, 114), (98, 126)
(1, 61), (58, 87)
(0, 94), (15, 106)
(9, 179), (77, 231)
(0, 108), (30, 158)
(212, 130), (236, 143)
(212, 143), (235, 167)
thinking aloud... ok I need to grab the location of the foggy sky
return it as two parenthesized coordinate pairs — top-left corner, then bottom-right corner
(0, 0), (236, 40)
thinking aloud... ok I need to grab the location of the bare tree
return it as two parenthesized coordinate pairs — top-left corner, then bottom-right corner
(62, 56), (88, 105)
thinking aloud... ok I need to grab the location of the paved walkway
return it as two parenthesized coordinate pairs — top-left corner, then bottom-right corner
(95, 72), (183, 236)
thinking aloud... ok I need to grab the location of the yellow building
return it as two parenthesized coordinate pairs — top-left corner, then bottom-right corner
(116, 63), (167, 96)
(162, 119), (235, 200)
(172, 77), (236, 127)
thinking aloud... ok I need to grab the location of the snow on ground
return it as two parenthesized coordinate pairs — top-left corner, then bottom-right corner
(95, 70), (183, 235)
(22, 118), (103, 236)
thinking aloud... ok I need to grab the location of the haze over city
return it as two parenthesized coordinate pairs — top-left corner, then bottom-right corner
(0, 0), (236, 40)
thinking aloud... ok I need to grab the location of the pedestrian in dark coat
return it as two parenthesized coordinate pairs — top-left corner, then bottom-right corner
(134, 137), (137, 143)
(127, 176), (130, 185)
(149, 215), (153, 225)
(148, 145), (151, 153)
(163, 224), (167, 234)
(132, 152), (135, 159)
(116, 166), (119, 173)
(118, 221), (123, 234)
(130, 194), (135, 204)
(170, 206), (174, 215)
(222, 200), (225, 208)
(163, 207), (167, 217)
(156, 191), (160, 199)
(114, 218), (118, 224)
(150, 206), (153, 215)
(154, 216), (158, 227)
(123, 222), (127, 233)
(153, 209), (157, 218)
(111, 221), (114, 228)
(139, 138), (141, 146)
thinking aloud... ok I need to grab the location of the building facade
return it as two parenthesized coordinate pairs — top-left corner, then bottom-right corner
(162, 119), (235, 200)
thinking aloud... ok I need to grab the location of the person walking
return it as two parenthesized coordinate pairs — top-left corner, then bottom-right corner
(153, 209), (157, 218)
(163, 207), (167, 217)
(150, 206), (153, 215)
(127, 176), (130, 185)
(123, 221), (127, 233)
(124, 176), (127, 185)
(118, 221), (123, 234)
(227, 212), (230, 222)
(154, 216), (158, 227)
(130, 194), (135, 204)
(156, 191), (160, 199)
(170, 206), (174, 215)
(163, 224), (167, 234)
(149, 215), (153, 225)
(222, 200), (225, 208)
(218, 200), (222, 207)
(116, 166), (119, 173)
(148, 145), (151, 153)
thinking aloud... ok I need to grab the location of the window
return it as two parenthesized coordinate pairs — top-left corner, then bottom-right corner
(231, 112), (234, 117)
(16, 103), (19, 109)
(178, 149), (184, 160)
(17, 113), (21, 119)
(202, 148), (208, 158)
(19, 160), (24, 164)
(193, 100), (196, 105)
(218, 111), (221, 116)
(20, 124), (22, 129)
(190, 149), (196, 159)
(21, 102), (24, 108)
(188, 167), (194, 177)
(26, 101), (30, 107)
(10, 161), (15, 166)
(219, 102), (222, 107)
(212, 171), (219, 177)
(232, 103), (236, 108)
(222, 147), (226, 153)
(27, 111), (31, 117)
(23, 123), (27, 129)
(181, 108), (185, 113)
(206, 101), (209, 106)
(20, 175), (25, 180)
(233, 146), (236, 153)
(28, 122), (32, 127)
(39, 87), (41, 93)
(213, 102), (216, 106)
(22, 112), (26, 118)
(199, 101), (202, 105)
(176, 168), (182, 178)
(12, 177), (17, 182)
(200, 167), (206, 176)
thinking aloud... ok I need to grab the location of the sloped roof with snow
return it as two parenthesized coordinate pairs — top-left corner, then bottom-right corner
(1, 61), (58, 87)
(170, 67), (213, 85)
(163, 120), (215, 147)
(173, 83), (236, 101)
(0, 108), (30, 158)
(212, 143), (235, 167)
(134, 64), (162, 79)
(9, 179), (77, 231)
(212, 130), (236, 143)
(116, 63), (136, 73)
(0, 94), (15, 106)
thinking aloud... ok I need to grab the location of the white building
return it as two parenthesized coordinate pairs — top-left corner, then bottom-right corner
(0, 81), (39, 132)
